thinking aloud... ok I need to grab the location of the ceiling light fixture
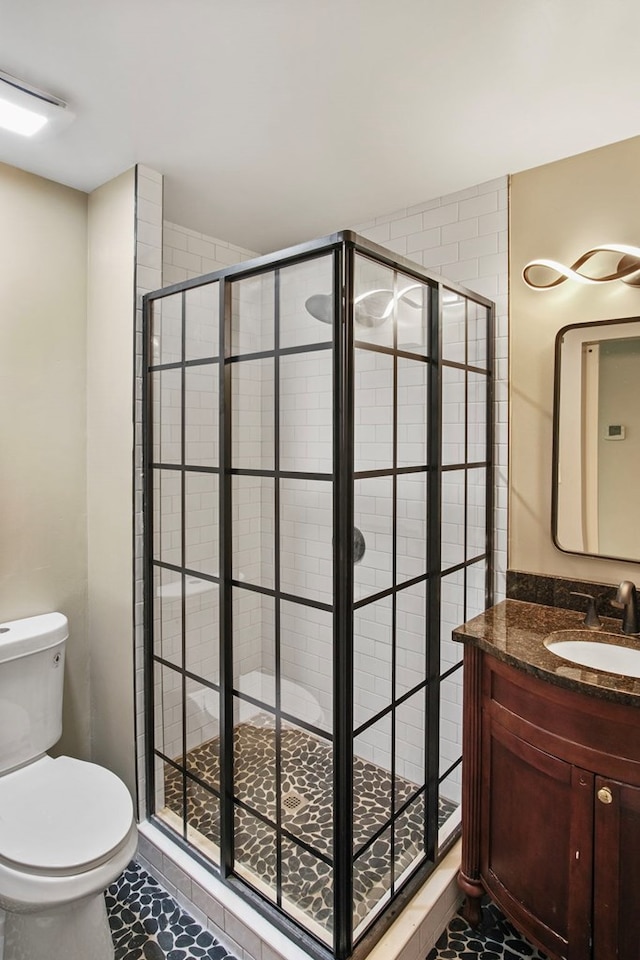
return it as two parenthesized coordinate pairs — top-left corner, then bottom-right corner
(522, 244), (640, 289)
(0, 69), (74, 138)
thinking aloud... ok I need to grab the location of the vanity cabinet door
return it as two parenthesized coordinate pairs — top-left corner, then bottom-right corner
(593, 776), (640, 960)
(481, 717), (594, 960)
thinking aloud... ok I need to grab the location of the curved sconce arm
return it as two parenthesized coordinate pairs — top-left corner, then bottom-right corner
(522, 244), (640, 289)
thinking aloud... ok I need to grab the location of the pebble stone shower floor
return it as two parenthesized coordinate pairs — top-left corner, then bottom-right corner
(162, 715), (434, 933)
(106, 861), (548, 960)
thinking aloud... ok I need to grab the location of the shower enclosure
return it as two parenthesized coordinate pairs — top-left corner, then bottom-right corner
(143, 231), (493, 959)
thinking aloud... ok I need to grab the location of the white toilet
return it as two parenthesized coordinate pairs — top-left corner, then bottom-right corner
(0, 613), (138, 960)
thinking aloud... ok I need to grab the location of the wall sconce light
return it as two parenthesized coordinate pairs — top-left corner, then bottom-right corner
(0, 69), (74, 138)
(522, 244), (640, 290)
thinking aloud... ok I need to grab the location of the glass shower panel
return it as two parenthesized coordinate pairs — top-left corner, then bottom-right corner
(438, 669), (463, 844)
(396, 473), (427, 584)
(231, 358), (274, 470)
(395, 581), (427, 699)
(468, 371), (488, 463)
(233, 806), (277, 903)
(154, 661), (182, 763)
(353, 824), (392, 933)
(280, 479), (333, 605)
(184, 578), (219, 683)
(185, 472), (219, 577)
(151, 369), (181, 465)
(231, 272), (274, 355)
(280, 600), (332, 732)
(467, 467), (487, 560)
(353, 255), (395, 349)
(153, 566), (183, 668)
(441, 469), (465, 570)
(232, 588), (274, 695)
(353, 476), (393, 602)
(438, 766), (462, 848)
(393, 793), (426, 884)
(280, 350), (332, 474)
(281, 835), (333, 943)
(396, 356), (428, 468)
(353, 597), (392, 730)
(354, 349), (394, 473)
(280, 718), (334, 860)
(186, 773), (220, 865)
(439, 673), (463, 782)
(150, 292), (182, 365)
(185, 677), (219, 779)
(441, 365), (465, 466)
(395, 275), (429, 357)
(353, 714), (392, 852)
(467, 301), (489, 370)
(440, 568), (465, 673)
(184, 364), (218, 467)
(395, 690), (426, 802)
(231, 475), (274, 589)
(441, 293), (466, 364)
(234, 707), (276, 821)
(466, 559), (488, 621)
(153, 468), (182, 567)
(156, 661), (184, 833)
(185, 281), (219, 361)
(279, 254), (334, 349)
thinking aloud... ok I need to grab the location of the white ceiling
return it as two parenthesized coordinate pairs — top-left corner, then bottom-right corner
(2, 0), (640, 253)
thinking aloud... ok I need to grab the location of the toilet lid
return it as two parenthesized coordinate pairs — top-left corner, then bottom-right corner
(0, 755), (133, 874)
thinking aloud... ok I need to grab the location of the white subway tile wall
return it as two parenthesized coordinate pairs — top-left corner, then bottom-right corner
(163, 222), (257, 285)
(353, 176), (509, 807)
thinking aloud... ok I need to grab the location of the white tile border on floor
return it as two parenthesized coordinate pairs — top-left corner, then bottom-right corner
(137, 821), (461, 960)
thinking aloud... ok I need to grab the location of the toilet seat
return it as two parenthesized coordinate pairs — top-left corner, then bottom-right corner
(0, 754), (134, 875)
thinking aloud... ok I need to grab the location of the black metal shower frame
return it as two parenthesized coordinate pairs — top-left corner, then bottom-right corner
(142, 230), (494, 960)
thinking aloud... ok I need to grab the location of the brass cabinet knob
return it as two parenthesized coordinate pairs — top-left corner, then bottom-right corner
(597, 786), (613, 804)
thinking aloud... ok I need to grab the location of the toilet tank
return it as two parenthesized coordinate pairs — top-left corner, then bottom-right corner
(0, 613), (68, 774)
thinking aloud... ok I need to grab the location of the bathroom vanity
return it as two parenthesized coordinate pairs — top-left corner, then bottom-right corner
(455, 600), (640, 960)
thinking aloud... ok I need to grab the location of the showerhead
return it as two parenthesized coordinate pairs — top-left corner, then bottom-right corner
(305, 286), (422, 328)
(304, 293), (333, 324)
(304, 291), (388, 328)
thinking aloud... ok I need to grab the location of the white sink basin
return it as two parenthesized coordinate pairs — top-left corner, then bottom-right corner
(544, 630), (640, 678)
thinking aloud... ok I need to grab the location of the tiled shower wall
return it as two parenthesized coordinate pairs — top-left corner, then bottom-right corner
(352, 177), (509, 803)
(352, 176), (508, 600)
(135, 173), (508, 815)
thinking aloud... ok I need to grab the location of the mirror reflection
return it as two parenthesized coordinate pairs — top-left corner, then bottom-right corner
(553, 317), (640, 562)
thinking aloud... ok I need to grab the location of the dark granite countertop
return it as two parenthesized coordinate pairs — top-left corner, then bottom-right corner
(453, 599), (640, 705)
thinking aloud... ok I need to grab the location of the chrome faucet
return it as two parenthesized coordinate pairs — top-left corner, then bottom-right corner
(613, 580), (640, 635)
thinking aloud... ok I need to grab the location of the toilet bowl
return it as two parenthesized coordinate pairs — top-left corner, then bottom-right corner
(0, 613), (137, 960)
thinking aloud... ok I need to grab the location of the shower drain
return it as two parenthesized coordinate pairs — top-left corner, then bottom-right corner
(281, 789), (309, 816)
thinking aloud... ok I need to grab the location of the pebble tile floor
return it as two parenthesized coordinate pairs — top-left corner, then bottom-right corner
(162, 716), (436, 933)
(426, 900), (548, 960)
(107, 861), (547, 960)
(106, 861), (236, 960)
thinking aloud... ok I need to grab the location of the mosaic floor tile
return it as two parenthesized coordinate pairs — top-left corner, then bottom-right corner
(106, 861), (237, 960)
(161, 715), (458, 932)
(426, 900), (548, 960)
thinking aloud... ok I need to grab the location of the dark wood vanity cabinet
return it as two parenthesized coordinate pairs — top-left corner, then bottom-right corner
(459, 646), (640, 960)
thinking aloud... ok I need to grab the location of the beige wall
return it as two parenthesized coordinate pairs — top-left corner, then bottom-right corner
(510, 136), (640, 584)
(87, 169), (137, 795)
(0, 163), (90, 759)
